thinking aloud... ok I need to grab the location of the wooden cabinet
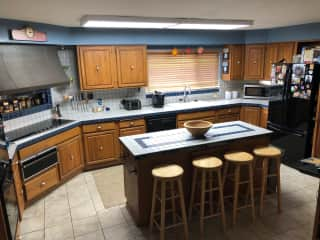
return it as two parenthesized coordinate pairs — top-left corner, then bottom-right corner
(260, 108), (269, 128)
(264, 42), (295, 79)
(83, 122), (119, 167)
(313, 92), (320, 157)
(77, 46), (117, 90)
(77, 45), (147, 90)
(12, 155), (24, 220)
(222, 45), (245, 80)
(58, 136), (84, 180)
(24, 166), (59, 201)
(244, 44), (265, 80)
(215, 107), (241, 123)
(116, 46), (147, 88)
(177, 110), (215, 128)
(240, 106), (261, 126)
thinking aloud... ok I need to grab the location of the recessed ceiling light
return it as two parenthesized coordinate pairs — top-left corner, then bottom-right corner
(81, 16), (253, 30)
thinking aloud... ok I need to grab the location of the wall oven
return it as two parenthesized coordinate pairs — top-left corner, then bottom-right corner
(0, 161), (19, 240)
(20, 147), (58, 181)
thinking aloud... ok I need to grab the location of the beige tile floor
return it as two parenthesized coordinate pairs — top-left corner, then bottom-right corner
(20, 164), (319, 240)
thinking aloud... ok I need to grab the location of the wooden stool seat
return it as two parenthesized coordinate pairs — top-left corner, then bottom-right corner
(253, 146), (282, 216)
(253, 146), (281, 158)
(224, 152), (254, 163)
(189, 156), (226, 236)
(150, 164), (188, 240)
(192, 156), (223, 169)
(223, 151), (255, 225)
(152, 164), (184, 179)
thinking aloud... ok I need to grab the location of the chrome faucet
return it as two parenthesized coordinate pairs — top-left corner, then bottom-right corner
(183, 85), (192, 102)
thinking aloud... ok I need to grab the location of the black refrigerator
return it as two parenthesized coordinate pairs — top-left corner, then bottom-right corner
(268, 63), (320, 172)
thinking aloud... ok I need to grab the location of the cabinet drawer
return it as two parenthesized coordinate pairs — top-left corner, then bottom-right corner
(215, 107), (240, 116)
(119, 119), (145, 129)
(177, 110), (215, 121)
(24, 166), (59, 201)
(120, 126), (146, 136)
(177, 117), (215, 128)
(82, 122), (116, 133)
(216, 114), (240, 123)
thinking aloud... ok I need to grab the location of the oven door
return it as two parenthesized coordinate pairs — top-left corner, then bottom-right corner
(1, 165), (18, 240)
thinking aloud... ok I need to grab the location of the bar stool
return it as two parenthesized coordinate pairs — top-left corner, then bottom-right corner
(149, 164), (189, 240)
(253, 145), (282, 216)
(223, 151), (255, 226)
(188, 156), (226, 236)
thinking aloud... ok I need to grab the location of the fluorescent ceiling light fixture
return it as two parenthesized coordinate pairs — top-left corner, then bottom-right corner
(81, 16), (253, 30)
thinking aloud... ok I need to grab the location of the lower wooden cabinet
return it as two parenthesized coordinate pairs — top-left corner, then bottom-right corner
(260, 108), (269, 128)
(83, 129), (119, 166)
(24, 166), (59, 201)
(58, 135), (84, 180)
(240, 106), (261, 126)
(215, 107), (241, 123)
(177, 110), (216, 128)
(12, 156), (24, 220)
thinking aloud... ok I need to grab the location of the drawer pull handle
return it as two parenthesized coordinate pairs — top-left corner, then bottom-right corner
(71, 155), (74, 160)
(99, 146), (104, 151)
(130, 122), (134, 126)
(237, 61), (240, 64)
(130, 65), (135, 70)
(96, 65), (100, 72)
(97, 125), (102, 130)
(253, 61), (257, 64)
(40, 181), (46, 187)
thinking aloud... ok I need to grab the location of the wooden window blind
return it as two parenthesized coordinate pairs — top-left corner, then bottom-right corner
(147, 51), (219, 92)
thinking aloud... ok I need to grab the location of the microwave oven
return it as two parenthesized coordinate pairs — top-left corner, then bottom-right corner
(243, 84), (283, 99)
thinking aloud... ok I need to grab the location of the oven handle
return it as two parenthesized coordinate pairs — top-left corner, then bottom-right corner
(20, 146), (57, 164)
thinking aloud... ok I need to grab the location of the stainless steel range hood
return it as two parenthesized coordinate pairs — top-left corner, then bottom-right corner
(0, 45), (69, 93)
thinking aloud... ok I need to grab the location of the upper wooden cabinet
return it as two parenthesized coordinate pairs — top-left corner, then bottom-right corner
(244, 44), (266, 80)
(116, 46), (147, 88)
(77, 46), (117, 90)
(222, 45), (245, 80)
(77, 45), (147, 90)
(264, 42), (295, 79)
(58, 135), (84, 180)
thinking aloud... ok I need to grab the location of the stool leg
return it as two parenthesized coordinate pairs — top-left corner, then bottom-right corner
(222, 161), (229, 187)
(188, 168), (198, 220)
(200, 170), (206, 236)
(177, 179), (189, 240)
(149, 178), (158, 232)
(249, 162), (256, 223)
(170, 181), (177, 224)
(160, 181), (167, 240)
(276, 156), (282, 213)
(233, 165), (240, 226)
(260, 158), (269, 216)
(208, 171), (214, 215)
(217, 169), (226, 232)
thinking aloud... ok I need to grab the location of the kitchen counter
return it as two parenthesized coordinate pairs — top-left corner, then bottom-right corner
(120, 121), (272, 157)
(2, 98), (269, 160)
(121, 120), (272, 226)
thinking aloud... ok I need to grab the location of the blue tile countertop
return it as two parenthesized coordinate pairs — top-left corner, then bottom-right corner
(119, 121), (272, 157)
(3, 98), (269, 160)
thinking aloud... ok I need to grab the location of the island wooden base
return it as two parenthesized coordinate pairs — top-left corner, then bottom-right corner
(123, 135), (270, 226)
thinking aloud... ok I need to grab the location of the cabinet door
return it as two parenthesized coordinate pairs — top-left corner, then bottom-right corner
(264, 44), (278, 80)
(231, 45), (245, 80)
(12, 156), (24, 219)
(84, 130), (118, 165)
(260, 108), (269, 128)
(116, 46), (147, 87)
(277, 42), (295, 63)
(77, 46), (117, 90)
(240, 107), (261, 126)
(58, 136), (83, 179)
(244, 45), (265, 80)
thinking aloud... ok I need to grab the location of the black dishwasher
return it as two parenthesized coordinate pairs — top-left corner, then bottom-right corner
(145, 113), (177, 132)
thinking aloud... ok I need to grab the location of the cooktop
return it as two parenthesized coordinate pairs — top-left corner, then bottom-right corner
(2, 119), (74, 142)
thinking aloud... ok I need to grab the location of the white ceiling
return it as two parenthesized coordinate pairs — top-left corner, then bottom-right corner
(1, 0), (320, 30)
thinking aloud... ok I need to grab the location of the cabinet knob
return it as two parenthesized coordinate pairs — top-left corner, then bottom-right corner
(236, 61), (240, 64)
(96, 65), (100, 72)
(97, 125), (102, 130)
(71, 155), (74, 160)
(130, 121), (134, 126)
(253, 61), (257, 64)
(130, 65), (135, 70)
(228, 109), (232, 113)
(40, 181), (46, 187)
(99, 146), (104, 151)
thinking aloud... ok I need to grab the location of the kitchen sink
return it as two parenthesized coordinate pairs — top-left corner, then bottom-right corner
(167, 100), (210, 108)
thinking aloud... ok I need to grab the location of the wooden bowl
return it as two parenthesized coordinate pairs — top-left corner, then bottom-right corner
(184, 120), (213, 138)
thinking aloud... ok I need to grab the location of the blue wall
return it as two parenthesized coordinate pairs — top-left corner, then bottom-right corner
(1, 18), (320, 46)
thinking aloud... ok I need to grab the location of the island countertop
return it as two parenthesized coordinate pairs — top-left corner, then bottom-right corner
(119, 121), (272, 157)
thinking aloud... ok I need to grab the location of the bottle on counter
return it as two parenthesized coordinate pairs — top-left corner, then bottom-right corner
(13, 99), (19, 111)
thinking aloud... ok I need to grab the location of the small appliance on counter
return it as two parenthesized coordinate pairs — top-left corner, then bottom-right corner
(121, 99), (142, 111)
(243, 84), (283, 99)
(151, 91), (165, 108)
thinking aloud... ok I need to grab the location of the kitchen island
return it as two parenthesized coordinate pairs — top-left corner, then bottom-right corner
(120, 121), (272, 226)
